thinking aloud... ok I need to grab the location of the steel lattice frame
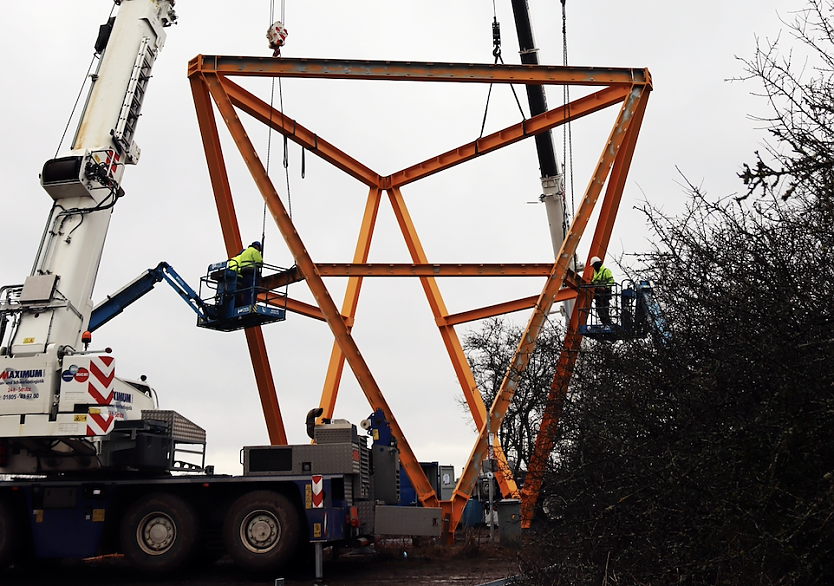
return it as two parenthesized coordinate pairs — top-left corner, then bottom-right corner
(188, 55), (651, 537)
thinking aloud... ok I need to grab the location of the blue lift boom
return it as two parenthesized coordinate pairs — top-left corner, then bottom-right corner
(89, 261), (288, 333)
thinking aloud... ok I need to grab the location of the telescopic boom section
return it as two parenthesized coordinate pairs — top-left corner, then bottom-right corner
(510, 0), (560, 179)
(0, 1), (176, 434)
(10, 0), (176, 359)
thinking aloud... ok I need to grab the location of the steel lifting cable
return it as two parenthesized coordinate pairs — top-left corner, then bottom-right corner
(263, 0), (277, 249)
(561, 0), (576, 233)
(479, 1), (526, 139)
(264, 0), (294, 252)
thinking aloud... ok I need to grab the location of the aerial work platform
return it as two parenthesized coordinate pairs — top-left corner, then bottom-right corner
(197, 261), (288, 332)
(578, 280), (669, 342)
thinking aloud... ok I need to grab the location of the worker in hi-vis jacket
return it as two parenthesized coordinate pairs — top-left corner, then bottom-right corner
(590, 255), (615, 325)
(228, 241), (263, 306)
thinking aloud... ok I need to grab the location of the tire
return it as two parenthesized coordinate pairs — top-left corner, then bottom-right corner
(0, 498), (17, 570)
(223, 490), (302, 574)
(120, 492), (199, 574)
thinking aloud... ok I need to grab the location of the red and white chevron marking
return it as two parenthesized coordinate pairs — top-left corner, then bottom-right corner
(86, 410), (116, 436)
(86, 356), (115, 405)
(311, 475), (324, 508)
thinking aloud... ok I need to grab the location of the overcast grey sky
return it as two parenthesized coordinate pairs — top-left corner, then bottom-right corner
(0, 1), (797, 474)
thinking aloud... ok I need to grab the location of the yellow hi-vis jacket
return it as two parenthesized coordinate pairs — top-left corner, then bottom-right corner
(228, 246), (263, 274)
(592, 265), (614, 287)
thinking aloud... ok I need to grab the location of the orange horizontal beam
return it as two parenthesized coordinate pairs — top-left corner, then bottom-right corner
(191, 56), (650, 87)
(442, 288), (578, 326)
(259, 294), (326, 321)
(262, 263), (555, 288)
(260, 265), (582, 322)
(315, 263), (556, 277)
(385, 84), (630, 188)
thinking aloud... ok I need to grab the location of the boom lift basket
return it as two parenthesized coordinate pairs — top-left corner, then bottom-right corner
(197, 261), (289, 332)
(578, 280), (663, 341)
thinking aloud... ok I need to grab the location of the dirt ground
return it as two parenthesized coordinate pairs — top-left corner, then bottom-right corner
(1, 530), (524, 586)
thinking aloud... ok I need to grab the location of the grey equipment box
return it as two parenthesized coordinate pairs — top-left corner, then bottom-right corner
(372, 445), (400, 505)
(374, 505), (442, 537)
(439, 464), (455, 501)
(142, 410), (206, 443)
(244, 443), (362, 476)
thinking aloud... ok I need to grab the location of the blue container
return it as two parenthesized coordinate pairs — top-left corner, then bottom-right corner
(460, 499), (484, 527)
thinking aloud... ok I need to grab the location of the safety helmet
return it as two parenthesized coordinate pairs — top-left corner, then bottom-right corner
(590, 256), (602, 266)
(251, 241), (262, 250)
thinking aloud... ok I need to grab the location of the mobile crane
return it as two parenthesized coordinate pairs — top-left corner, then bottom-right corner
(0, 1), (440, 578)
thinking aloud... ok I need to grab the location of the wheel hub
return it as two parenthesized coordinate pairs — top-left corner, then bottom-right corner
(242, 511), (280, 553)
(138, 513), (176, 555)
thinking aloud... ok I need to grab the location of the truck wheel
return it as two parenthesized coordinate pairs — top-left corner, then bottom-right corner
(0, 499), (17, 570)
(223, 490), (302, 574)
(120, 492), (199, 574)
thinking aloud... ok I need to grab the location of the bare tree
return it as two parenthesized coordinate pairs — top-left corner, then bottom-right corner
(739, 0), (834, 203)
(463, 318), (564, 476)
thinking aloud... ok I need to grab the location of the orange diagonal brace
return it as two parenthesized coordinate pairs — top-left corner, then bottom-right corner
(219, 76), (382, 188)
(386, 187), (518, 500)
(520, 87), (652, 528)
(189, 72), (287, 446)
(443, 289), (577, 327)
(320, 187), (383, 420)
(201, 71), (440, 508)
(385, 85), (631, 188)
(447, 84), (650, 535)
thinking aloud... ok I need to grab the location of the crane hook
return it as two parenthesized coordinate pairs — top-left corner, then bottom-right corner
(492, 17), (502, 61)
(267, 21), (288, 57)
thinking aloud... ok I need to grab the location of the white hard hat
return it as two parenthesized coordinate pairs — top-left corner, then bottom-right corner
(590, 256), (602, 265)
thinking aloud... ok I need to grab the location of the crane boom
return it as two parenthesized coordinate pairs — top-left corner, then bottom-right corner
(0, 0), (177, 467)
(508, 0), (569, 267)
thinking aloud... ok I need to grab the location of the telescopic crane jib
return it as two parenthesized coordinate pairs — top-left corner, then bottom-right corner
(0, 0), (181, 469)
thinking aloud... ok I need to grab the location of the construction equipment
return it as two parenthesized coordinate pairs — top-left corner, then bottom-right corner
(0, 0), (180, 468)
(88, 260), (289, 334)
(0, 0), (655, 570)
(0, 2), (444, 578)
(578, 280), (670, 341)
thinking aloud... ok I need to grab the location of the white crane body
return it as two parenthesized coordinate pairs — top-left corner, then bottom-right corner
(0, 0), (177, 470)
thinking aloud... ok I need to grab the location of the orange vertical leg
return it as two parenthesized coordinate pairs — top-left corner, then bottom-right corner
(190, 73), (288, 445)
(520, 89), (651, 527)
(446, 84), (649, 536)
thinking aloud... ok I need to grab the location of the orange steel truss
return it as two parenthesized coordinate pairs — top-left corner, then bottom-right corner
(188, 55), (651, 537)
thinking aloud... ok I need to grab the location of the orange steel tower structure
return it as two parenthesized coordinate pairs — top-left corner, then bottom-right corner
(188, 55), (651, 536)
